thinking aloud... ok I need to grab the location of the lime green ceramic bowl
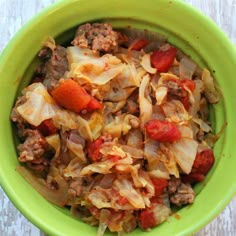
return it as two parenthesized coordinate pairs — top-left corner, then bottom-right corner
(0, 0), (235, 235)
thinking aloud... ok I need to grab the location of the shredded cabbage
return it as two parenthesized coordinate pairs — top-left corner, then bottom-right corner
(169, 138), (198, 174)
(16, 83), (57, 126)
(114, 178), (146, 209)
(67, 46), (124, 85)
(139, 74), (153, 125)
(12, 24), (223, 236)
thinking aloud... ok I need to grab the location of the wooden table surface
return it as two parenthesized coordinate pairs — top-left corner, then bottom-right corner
(0, 0), (235, 235)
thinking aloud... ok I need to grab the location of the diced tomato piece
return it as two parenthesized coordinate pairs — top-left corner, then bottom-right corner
(145, 119), (181, 142)
(86, 96), (103, 111)
(117, 196), (129, 205)
(182, 149), (215, 184)
(150, 197), (163, 204)
(192, 149), (215, 175)
(37, 119), (57, 136)
(108, 155), (121, 163)
(129, 39), (149, 51)
(150, 47), (177, 72)
(182, 173), (205, 184)
(140, 208), (156, 230)
(181, 95), (190, 110)
(151, 178), (168, 197)
(51, 79), (91, 113)
(182, 79), (196, 92)
(87, 136), (104, 162)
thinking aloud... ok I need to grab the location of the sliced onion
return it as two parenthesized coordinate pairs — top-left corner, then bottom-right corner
(192, 118), (212, 133)
(17, 166), (68, 207)
(45, 134), (60, 158)
(144, 41), (166, 53)
(126, 129), (143, 148)
(151, 105), (166, 120)
(199, 97), (209, 121)
(204, 122), (227, 147)
(202, 69), (220, 104)
(97, 222), (107, 236)
(189, 79), (204, 116)
(179, 57), (197, 79)
(140, 54), (157, 74)
(120, 28), (167, 47)
(139, 74), (153, 125)
(155, 86), (168, 105)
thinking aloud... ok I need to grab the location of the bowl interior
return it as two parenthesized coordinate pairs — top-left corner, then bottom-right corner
(0, 0), (236, 235)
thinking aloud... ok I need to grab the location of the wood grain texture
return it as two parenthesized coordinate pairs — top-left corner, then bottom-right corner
(0, 0), (235, 235)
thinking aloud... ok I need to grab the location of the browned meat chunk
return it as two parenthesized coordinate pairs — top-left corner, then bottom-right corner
(17, 130), (47, 163)
(10, 96), (30, 139)
(38, 47), (52, 61)
(72, 23), (119, 52)
(42, 45), (69, 90)
(168, 177), (195, 207)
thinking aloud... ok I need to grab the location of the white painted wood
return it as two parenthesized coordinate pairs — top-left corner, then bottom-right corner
(0, 0), (235, 235)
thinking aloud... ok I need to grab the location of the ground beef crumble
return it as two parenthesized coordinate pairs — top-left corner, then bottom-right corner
(71, 23), (121, 52)
(38, 45), (69, 90)
(10, 96), (30, 139)
(17, 129), (47, 163)
(168, 177), (195, 207)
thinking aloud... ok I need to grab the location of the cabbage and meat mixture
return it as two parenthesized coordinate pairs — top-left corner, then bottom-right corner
(11, 23), (221, 235)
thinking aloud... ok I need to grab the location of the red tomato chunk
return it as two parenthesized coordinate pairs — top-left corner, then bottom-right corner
(130, 39), (149, 50)
(192, 149), (215, 175)
(145, 119), (181, 142)
(87, 136), (104, 162)
(182, 78), (196, 92)
(37, 119), (57, 136)
(152, 178), (168, 197)
(140, 208), (156, 230)
(150, 47), (177, 72)
(182, 149), (215, 184)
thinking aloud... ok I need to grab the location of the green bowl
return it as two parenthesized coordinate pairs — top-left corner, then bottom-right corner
(0, 0), (235, 235)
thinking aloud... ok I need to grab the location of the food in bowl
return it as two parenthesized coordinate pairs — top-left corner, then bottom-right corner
(11, 22), (221, 235)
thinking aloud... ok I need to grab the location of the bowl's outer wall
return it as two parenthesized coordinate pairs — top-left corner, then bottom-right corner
(0, 0), (236, 235)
